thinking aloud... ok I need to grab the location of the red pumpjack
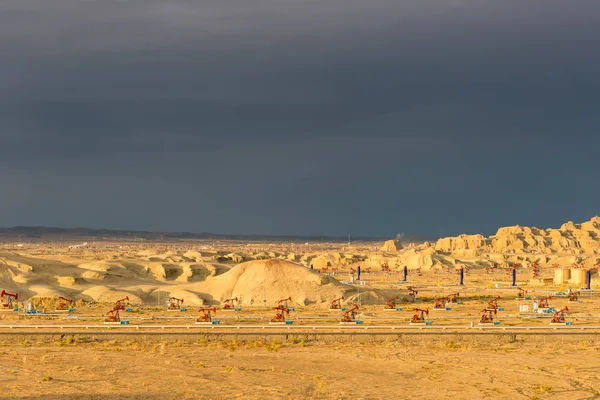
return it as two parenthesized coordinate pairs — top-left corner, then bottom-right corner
(550, 306), (569, 325)
(568, 291), (580, 303)
(538, 296), (551, 309)
(411, 308), (429, 324)
(433, 297), (450, 310)
(105, 304), (125, 323)
(222, 297), (238, 311)
(197, 307), (217, 323)
(330, 296), (344, 310)
(479, 308), (497, 325)
(532, 263), (540, 279)
(449, 292), (460, 303)
(168, 297), (184, 310)
(517, 288), (528, 299)
(384, 296), (399, 310)
(270, 305), (291, 323)
(0, 290), (18, 309)
(340, 305), (359, 324)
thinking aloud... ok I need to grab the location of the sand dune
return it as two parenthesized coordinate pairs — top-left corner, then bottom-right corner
(189, 259), (351, 306)
(0, 251), (357, 305)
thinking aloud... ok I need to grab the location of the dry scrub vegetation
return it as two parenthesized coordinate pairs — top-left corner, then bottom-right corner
(0, 335), (599, 399)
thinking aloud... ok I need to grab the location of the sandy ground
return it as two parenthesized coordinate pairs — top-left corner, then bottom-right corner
(1, 240), (600, 399)
(1, 336), (599, 400)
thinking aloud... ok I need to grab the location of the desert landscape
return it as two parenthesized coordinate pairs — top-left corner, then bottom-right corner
(5, 1), (600, 398)
(1, 217), (600, 399)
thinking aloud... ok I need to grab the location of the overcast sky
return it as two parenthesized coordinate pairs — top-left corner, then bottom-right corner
(1, 0), (599, 237)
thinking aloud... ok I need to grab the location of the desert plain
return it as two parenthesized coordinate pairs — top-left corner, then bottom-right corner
(1, 217), (600, 399)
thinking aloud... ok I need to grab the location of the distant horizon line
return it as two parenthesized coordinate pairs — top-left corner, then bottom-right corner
(0, 225), (432, 241)
(2, 216), (597, 241)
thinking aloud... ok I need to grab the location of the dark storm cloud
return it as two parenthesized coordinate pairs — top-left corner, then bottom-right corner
(1, 0), (600, 236)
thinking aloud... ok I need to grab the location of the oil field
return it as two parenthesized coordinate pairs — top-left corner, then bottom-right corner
(1, 218), (600, 399)
(4, 1), (600, 398)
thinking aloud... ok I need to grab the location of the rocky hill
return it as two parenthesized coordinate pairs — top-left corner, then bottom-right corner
(434, 216), (600, 255)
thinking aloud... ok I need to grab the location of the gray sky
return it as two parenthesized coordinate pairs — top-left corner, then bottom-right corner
(1, 0), (599, 236)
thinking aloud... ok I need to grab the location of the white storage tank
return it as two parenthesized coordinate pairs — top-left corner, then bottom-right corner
(554, 268), (570, 285)
(571, 268), (586, 285)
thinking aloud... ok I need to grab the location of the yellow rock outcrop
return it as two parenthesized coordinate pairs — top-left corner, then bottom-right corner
(381, 239), (403, 252)
(434, 217), (600, 255)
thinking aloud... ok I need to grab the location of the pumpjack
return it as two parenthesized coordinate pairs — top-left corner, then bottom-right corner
(330, 296), (344, 310)
(196, 307), (219, 324)
(340, 305), (361, 324)
(410, 308), (429, 325)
